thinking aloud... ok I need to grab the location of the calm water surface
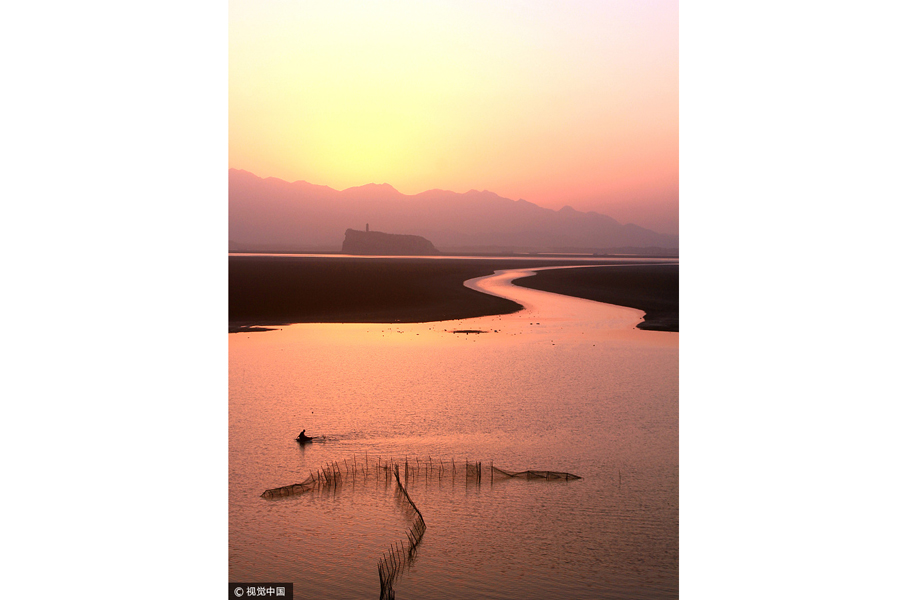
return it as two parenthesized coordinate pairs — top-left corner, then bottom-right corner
(230, 265), (678, 599)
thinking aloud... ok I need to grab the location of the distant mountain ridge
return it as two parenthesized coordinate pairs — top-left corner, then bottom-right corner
(229, 169), (678, 253)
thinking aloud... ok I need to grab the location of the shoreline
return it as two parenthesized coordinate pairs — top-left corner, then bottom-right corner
(229, 256), (677, 332)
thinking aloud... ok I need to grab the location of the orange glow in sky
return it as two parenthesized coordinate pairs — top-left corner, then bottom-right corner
(230, 1), (678, 233)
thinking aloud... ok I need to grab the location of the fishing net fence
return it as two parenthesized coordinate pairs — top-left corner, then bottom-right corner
(260, 455), (581, 599)
(377, 465), (426, 600)
(260, 455), (581, 499)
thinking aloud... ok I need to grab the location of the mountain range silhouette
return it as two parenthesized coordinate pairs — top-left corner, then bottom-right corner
(229, 169), (678, 253)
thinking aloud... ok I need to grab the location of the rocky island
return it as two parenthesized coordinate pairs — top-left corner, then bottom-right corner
(341, 227), (440, 255)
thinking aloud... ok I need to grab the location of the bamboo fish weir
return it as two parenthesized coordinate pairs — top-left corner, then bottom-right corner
(260, 455), (582, 599)
(261, 454), (581, 499)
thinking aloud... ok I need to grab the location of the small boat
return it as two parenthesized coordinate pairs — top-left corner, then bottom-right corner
(296, 431), (316, 444)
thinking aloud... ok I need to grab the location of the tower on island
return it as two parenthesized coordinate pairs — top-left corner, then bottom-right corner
(366, 223), (369, 232)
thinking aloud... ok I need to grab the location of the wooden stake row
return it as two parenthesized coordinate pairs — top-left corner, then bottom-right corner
(377, 465), (427, 600)
(262, 456), (582, 499)
(260, 456), (582, 598)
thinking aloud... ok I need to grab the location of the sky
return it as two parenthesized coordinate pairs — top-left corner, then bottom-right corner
(230, 0), (678, 234)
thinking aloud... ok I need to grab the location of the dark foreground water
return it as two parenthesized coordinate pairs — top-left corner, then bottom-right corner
(230, 266), (678, 599)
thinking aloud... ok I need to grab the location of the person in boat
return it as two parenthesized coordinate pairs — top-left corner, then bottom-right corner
(296, 429), (311, 442)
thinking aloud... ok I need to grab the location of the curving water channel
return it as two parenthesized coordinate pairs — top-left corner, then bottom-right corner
(229, 264), (678, 599)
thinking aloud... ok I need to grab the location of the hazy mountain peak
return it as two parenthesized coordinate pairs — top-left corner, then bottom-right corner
(340, 182), (402, 200)
(346, 182), (398, 192)
(229, 168), (337, 194)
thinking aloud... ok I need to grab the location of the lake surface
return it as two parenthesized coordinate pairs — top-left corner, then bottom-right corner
(230, 264), (678, 599)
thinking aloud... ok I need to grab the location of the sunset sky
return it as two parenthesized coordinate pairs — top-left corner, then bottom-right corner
(230, 0), (678, 233)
